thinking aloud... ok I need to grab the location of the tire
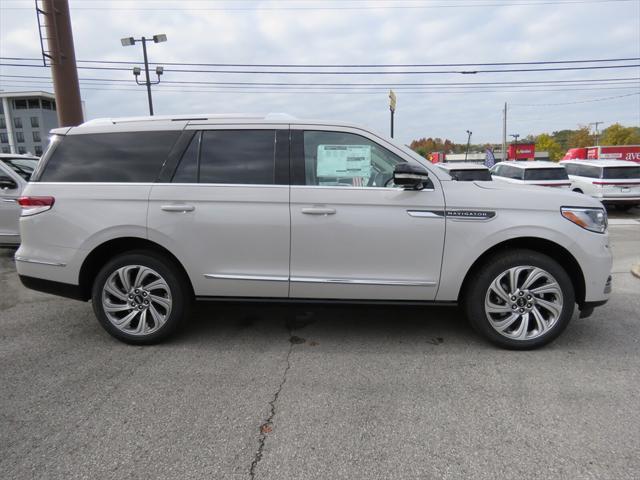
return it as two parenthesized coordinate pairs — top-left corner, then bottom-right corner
(91, 251), (191, 344)
(464, 249), (575, 350)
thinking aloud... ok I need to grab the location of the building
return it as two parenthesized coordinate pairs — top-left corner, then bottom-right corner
(0, 91), (59, 156)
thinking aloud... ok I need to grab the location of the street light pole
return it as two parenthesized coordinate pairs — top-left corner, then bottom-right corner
(121, 34), (167, 116)
(465, 130), (472, 161)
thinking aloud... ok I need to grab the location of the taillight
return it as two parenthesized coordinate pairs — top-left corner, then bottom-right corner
(17, 196), (55, 216)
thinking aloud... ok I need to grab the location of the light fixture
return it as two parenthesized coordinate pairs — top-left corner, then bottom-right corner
(132, 67), (141, 76)
(153, 34), (167, 43)
(121, 37), (135, 47)
(155, 66), (164, 76)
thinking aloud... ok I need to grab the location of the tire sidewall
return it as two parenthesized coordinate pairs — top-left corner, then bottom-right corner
(91, 251), (189, 344)
(465, 249), (575, 350)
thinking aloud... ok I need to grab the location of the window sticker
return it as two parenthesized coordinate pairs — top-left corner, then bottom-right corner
(316, 145), (372, 179)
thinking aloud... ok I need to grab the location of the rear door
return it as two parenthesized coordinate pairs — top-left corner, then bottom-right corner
(288, 126), (445, 301)
(0, 163), (22, 242)
(148, 126), (291, 298)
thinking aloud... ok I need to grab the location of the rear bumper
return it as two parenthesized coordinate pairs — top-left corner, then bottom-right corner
(18, 275), (87, 301)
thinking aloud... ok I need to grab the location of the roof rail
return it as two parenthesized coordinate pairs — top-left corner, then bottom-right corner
(81, 112), (297, 127)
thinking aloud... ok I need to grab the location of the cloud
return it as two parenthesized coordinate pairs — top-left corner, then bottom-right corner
(0, 0), (638, 144)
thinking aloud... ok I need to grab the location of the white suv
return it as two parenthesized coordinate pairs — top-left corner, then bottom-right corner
(561, 159), (640, 211)
(0, 154), (39, 246)
(490, 161), (571, 188)
(16, 114), (612, 349)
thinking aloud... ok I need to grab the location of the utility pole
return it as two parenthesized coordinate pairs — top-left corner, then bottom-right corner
(121, 34), (167, 116)
(502, 102), (507, 162)
(510, 133), (520, 160)
(465, 130), (472, 161)
(41, 0), (84, 126)
(389, 90), (397, 138)
(590, 121), (604, 146)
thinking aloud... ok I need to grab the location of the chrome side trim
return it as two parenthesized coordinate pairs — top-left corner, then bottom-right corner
(290, 185), (435, 192)
(0, 233), (20, 237)
(407, 210), (445, 218)
(14, 256), (66, 267)
(290, 276), (437, 287)
(204, 273), (288, 282)
(0, 198), (18, 203)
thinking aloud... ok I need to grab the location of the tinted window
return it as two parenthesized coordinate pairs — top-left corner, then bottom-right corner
(499, 165), (523, 180)
(449, 169), (492, 181)
(602, 167), (640, 179)
(2, 158), (38, 181)
(524, 168), (569, 181)
(199, 130), (275, 185)
(39, 131), (180, 182)
(303, 131), (405, 187)
(575, 165), (602, 178)
(172, 132), (200, 183)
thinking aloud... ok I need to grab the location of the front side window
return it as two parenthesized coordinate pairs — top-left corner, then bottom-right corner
(302, 131), (405, 187)
(38, 131), (180, 182)
(199, 130), (276, 184)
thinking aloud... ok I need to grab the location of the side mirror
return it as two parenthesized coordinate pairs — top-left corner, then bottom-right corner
(0, 177), (18, 190)
(393, 163), (430, 190)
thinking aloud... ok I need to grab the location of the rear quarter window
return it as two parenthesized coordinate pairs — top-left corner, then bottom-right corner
(524, 168), (569, 181)
(38, 131), (180, 182)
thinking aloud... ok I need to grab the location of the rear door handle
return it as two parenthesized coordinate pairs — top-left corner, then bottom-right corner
(161, 204), (195, 212)
(302, 207), (336, 215)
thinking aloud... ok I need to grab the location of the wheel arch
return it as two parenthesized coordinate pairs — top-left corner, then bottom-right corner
(458, 236), (586, 307)
(78, 237), (194, 301)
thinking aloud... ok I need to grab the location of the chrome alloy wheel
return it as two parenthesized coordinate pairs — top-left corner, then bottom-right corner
(101, 265), (172, 336)
(484, 266), (563, 341)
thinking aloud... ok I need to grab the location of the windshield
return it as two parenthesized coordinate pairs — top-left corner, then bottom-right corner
(449, 169), (492, 181)
(524, 168), (569, 181)
(1, 158), (38, 181)
(602, 166), (640, 179)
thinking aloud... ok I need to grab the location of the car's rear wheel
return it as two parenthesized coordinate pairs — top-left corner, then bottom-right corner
(92, 251), (190, 344)
(465, 249), (575, 349)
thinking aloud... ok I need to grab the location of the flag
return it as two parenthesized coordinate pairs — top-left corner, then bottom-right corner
(484, 148), (496, 168)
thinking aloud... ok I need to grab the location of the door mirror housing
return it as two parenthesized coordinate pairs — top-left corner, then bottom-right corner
(393, 163), (430, 190)
(0, 177), (18, 190)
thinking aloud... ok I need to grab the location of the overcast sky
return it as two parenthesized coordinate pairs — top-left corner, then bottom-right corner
(1, 0), (639, 144)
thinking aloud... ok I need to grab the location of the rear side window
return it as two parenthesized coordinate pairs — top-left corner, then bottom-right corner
(602, 167), (640, 179)
(575, 165), (601, 178)
(501, 165), (523, 180)
(38, 131), (180, 182)
(524, 168), (569, 181)
(198, 130), (276, 184)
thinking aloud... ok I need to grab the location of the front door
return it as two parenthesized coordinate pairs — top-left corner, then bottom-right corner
(0, 165), (22, 243)
(148, 127), (291, 298)
(288, 127), (446, 301)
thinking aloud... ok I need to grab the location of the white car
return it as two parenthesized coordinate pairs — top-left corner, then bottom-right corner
(490, 161), (571, 189)
(561, 159), (640, 211)
(0, 154), (39, 246)
(435, 162), (492, 181)
(15, 114), (612, 349)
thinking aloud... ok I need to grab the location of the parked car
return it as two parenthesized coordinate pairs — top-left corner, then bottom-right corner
(561, 159), (640, 211)
(0, 154), (39, 246)
(436, 162), (492, 181)
(490, 161), (571, 188)
(16, 114), (612, 349)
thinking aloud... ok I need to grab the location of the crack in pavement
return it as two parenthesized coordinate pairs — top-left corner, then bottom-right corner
(248, 326), (295, 480)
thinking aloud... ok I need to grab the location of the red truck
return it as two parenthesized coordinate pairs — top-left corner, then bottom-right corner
(563, 145), (640, 163)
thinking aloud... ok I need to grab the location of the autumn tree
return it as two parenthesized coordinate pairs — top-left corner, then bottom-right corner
(567, 126), (594, 148)
(535, 133), (563, 161)
(600, 123), (640, 145)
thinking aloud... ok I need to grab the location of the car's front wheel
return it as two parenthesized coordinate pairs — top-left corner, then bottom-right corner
(92, 251), (190, 344)
(465, 249), (575, 349)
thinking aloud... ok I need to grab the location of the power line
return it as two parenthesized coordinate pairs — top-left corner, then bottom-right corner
(3, 55), (639, 68)
(511, 92), (640, 106)
(1, 61), (639, 75)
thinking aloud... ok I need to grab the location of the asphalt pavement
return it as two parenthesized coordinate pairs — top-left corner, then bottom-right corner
(1, 210), (639, 480)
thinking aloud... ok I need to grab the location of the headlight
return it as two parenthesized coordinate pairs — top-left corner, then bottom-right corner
(561, 207), (607, 233)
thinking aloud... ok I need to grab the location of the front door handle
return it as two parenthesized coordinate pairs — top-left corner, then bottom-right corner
(302, 207), (336, 215)
(161, 204), (195, 212)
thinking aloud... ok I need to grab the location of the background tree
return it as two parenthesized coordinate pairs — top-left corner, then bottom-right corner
(567, 126), (594, 148)
(600, 123), (640, 145)
(535, 133), (563, 161)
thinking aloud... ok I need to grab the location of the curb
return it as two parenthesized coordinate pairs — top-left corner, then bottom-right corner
(632, 263), (640, 280)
